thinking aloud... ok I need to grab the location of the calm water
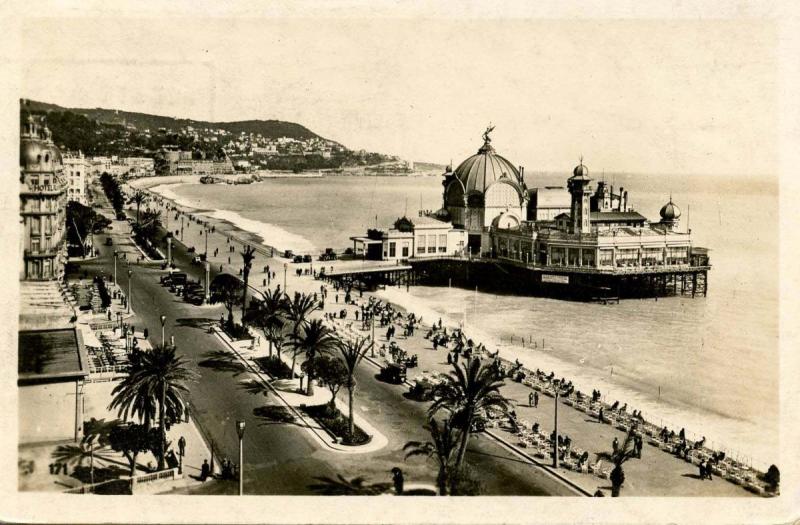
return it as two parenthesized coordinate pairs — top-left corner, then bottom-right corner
(158, 173), (779, 468)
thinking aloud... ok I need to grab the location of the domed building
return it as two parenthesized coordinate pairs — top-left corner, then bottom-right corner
(441, 126), (527, 254)
(20, 114), (69, 280)
(659, 197), (681, 231)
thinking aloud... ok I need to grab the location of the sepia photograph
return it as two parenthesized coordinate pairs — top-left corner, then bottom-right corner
(2, 1), (799, 523)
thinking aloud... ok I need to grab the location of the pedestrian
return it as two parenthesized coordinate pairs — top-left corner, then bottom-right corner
(200, 459), (210, 481)
(178, 436), (186, 457)
(529, 391), (534, 407)
(185, 406), (191, 423)
(612, 436), (619, 454)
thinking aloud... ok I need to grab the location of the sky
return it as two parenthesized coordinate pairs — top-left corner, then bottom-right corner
(18, 15), (779, 176)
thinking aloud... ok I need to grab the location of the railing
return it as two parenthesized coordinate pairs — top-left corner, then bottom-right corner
(89, 320), (117, 331)
(89, 364), (129, 375)
(64, 467), (181, 494)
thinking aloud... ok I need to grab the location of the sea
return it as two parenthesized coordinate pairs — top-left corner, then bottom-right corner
(152, 172), (779, 469)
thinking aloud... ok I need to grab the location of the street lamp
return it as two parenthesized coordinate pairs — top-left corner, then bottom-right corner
(116, 312), (122, 334)
(113, 250), (118, 285)
(204, 261), (211, 304)
(127, 269), (133, 314)
(553, 379), (560, 468)
(236, 420), (246, 496)
(160, 315), (167, 347)
(283, 263), (288, 294)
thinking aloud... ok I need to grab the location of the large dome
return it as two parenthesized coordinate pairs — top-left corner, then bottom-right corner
(20, 116), (63, 173)
(454, 139), (520, 194)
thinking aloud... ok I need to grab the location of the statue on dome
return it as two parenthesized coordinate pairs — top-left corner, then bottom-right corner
(482, 124), (495, 144)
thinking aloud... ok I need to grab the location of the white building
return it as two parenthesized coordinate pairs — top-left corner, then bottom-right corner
(62, 151), (91, 205)
(351, 215), (466, 261)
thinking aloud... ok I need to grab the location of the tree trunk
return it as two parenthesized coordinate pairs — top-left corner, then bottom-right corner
(130, 452), (138, 477)
(454, 411), (473, 472)
(437, 466), (448, 496)
(158, 382), (166, 470)
(291, 349), (297, 379)
(347, 383), (355, 439)
(242, 270), (249, 318)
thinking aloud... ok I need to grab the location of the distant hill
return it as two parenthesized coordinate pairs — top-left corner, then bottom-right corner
(21, 98), (332, 143)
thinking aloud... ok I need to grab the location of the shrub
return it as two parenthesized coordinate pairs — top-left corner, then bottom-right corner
(254, 355), (293, 379)
(302, 404), (370, 446)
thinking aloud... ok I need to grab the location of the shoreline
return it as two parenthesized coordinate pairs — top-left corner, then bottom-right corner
(140, 176), (772, 471)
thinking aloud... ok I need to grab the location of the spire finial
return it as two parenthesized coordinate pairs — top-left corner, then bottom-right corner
(482, 123), (495, 144)
(580, 154), (584, 165)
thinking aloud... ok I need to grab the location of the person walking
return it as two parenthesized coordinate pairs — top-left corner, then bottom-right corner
(178, 436), (186, 458)
(529, 391), (534, 407)
(534, 391), (539, 408)
(612, 437), (619, 454)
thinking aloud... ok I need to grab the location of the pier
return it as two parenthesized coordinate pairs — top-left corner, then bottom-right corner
(408, 255), (710, 300)
(324, 262), (414, 289)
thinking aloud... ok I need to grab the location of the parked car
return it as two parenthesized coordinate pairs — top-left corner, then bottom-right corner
(293, 255), (303, 263)
(105, 238), (113, 246)
(284, 250), (294, 259)
(379, 362), (407, 384)
(302, 254), (312, 263)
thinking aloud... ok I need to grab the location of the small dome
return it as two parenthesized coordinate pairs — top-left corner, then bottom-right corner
(572, 162), (589, 178)
(660, 199), (681, 221)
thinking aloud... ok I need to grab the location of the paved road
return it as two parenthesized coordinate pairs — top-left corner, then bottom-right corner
(74, 196), (575, 496)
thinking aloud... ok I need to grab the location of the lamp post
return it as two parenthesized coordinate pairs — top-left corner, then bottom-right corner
(180, 216), (184, 241)
(160, 315), (167, 347)
(204, 261), (211, 304)
(167, 236), (172, 267)
(204, 226), (209, 261)
(370, 307), (376, 357)
(116, 312), (122, 334)
(283, 263), (288, 294)
(127, 269), (132, 314)
(553, 379), (560, 468)
(236, 420), (246, 496)
(113, 250), (118, 285)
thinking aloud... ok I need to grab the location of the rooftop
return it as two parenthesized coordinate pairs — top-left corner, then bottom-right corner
(18, 328), (88, 383)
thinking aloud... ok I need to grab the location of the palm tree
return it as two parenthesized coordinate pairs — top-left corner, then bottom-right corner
(291, 319), (337, 394)
(429, 357), (511, 483)
(210, 273), (244, 330)
(131, 191), (146, 225)
(404, 415), (463, 495)
(608, 429), (638, 497)
(109, 344), (197, 470)
(285, 292), (319, 377)
(240, 245), (256, 317)
(330, 336), (371, 439)
(243, 287), (287, 357)
(109, 351), (157, 429)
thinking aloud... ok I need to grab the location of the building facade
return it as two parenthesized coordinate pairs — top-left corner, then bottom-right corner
(20, 115), (68, 281)
(62, 151), (90, 205)
(351, 216), (467, 261)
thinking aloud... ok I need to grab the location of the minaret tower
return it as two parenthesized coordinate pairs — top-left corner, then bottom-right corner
(567, 157), (592, 234)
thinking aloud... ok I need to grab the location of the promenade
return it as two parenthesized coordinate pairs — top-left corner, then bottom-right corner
(79, 185), (574, 495)
(136, 184), (760, 497)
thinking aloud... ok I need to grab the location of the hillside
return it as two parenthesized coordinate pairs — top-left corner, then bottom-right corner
(22, 99), (329, 143)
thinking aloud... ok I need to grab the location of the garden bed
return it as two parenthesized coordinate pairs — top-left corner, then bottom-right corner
(302, 403), (371, 446)
(253, 355), (294, 380)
